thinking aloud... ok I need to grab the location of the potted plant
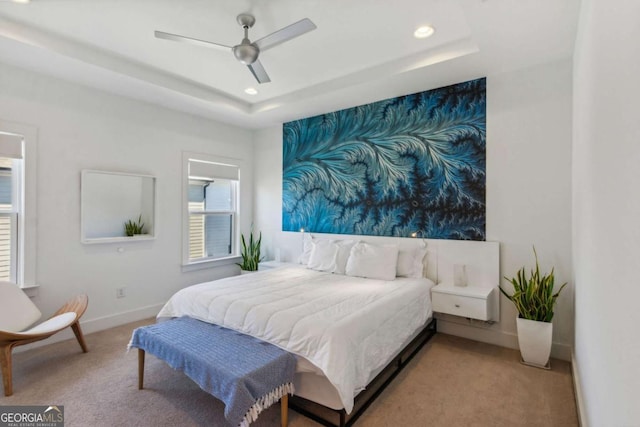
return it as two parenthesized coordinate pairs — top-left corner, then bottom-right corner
(237, 229), (263, 273)
(500, 247), (566, 368)
(124, 215), (145, 237)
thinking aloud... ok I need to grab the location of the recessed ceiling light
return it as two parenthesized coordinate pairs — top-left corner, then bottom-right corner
(244, 87), (258, 95)
(11, 0), (31, 3)
(414, 25), (435, 39)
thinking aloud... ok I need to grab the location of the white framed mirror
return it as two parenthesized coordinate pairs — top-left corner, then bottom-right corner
(81, 170), (156, 244)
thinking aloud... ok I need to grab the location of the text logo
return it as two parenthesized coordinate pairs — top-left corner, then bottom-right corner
(0, 405), (64, 427)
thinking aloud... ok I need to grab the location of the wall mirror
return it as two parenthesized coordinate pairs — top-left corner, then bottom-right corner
(81, 170), (156, 243)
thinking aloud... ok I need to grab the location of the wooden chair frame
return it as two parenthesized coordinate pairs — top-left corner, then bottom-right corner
(0, 294), (89, 396)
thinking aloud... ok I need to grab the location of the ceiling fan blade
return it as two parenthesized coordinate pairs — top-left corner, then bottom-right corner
(154, 30), (231, 51)
(254, 18), (316, 51)
(247, 60), (271, 84)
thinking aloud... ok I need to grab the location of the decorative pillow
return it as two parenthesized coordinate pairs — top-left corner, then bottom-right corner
(396, 243), (428, 278)
(307, 239), (339, 272)
(333, 240), (356, 275)
(345, 242), (399, 281)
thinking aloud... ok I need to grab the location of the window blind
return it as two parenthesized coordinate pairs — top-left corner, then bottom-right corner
(0, 133), (23, 160)
(189, 160), (239, 181)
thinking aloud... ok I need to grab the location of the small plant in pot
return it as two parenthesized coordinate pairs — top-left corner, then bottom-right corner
(500, 247), (566, 369)
(124, 215), (145, 237)
(237, 229), (263, 272)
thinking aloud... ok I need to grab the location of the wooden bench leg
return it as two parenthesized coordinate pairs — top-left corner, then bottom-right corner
(138, 349), (145, 390)
(281, 393), (288, 427)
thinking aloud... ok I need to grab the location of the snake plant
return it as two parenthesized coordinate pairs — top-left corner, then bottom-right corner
(237, 229), (263, 271)
(124, 215), (145, 236)
(500, 247), (566, 322)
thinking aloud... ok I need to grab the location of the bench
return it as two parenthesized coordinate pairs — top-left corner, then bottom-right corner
(129, 316), (296, 427)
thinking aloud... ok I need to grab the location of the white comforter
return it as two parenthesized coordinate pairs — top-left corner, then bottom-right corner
(157, 264), (433, 413)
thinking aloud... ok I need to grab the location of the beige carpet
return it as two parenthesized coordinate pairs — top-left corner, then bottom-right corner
(0, 319), (578, 427)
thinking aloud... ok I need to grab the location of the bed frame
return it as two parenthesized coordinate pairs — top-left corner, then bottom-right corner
(288, 317), (437, 427)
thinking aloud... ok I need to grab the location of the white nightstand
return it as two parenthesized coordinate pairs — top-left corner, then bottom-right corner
(258, 261), (284, 271)
(431, 283), (499, 321)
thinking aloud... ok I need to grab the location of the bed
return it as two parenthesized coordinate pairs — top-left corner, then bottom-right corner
(158, 256), (435, 426)
(157, 235), (499, 426)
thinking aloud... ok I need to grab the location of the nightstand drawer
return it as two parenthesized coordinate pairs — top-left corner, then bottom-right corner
(432, 292), (489, 321)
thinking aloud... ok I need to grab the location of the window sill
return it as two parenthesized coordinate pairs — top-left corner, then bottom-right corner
(82, 234), (156, 244)
(20, 284), (40, 298)
(181, 255), (241, 273)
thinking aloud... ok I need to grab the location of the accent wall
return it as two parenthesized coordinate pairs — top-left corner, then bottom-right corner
(255, 59), (573, 361)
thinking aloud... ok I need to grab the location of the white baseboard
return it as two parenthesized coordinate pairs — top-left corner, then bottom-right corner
(571, 352), (588, 427)
(436, 317), (572, 361)
(14, 303), (164, 353)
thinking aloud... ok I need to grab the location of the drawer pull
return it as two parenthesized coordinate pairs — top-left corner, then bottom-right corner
(454, 304), (461, 308)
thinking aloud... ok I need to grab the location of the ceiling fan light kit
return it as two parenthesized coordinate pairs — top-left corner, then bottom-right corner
(155, 13), (316, 84)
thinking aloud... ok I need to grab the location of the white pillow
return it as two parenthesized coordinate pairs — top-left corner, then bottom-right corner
(298, 235), (356, 273)
(333, 240), (356, 275)
(396, 243), (428, 278)
(307, 239), (339, 272)
(298, 233), (313, 264)
(345, 242), (399, 281)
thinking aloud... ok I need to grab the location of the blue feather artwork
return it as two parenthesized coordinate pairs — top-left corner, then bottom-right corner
(282, 78), (486, 240)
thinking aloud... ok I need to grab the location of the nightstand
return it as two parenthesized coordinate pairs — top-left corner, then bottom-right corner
(431, 283), (498, 321)
(258, 261), (284, 271)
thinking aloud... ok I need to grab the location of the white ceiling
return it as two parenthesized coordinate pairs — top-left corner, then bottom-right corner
(0, 0), (580, 129)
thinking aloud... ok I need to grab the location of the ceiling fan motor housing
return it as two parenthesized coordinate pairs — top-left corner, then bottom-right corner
(233, 41), (259, 65)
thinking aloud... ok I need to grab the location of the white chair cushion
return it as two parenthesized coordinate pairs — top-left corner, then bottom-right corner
(18, 312), (77, 335)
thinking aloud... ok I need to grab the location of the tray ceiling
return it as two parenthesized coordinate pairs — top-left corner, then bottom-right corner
(0, 0), (579, 128)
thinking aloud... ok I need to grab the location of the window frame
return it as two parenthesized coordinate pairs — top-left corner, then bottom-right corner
(0, 120), (37, 289)
(182, 152), (243, 269)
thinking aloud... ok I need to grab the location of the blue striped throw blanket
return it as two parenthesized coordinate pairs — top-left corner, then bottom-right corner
(128, 317), (296, 427)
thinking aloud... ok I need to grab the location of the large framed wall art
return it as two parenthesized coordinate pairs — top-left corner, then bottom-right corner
(282, 78), (486, 240)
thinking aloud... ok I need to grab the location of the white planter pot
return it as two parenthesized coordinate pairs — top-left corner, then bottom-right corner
(240, 269), (256, 275)
(516, 318), (553, 368)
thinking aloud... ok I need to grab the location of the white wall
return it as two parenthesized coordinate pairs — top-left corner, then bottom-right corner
(0, 61), (254, 340)
(573, 0), (640, 425)
(485, 59), (573, 358)
(254, 59), (574, 359)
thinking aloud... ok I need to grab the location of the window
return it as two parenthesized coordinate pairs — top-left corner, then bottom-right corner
(0, 129), (33, 285)
(188, 179), (235, 260)
(183, 154), (241, 265)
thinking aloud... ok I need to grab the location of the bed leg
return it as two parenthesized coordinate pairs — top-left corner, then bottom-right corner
(339, 409), (346, 427)
(281, 394), (288, 427)
(138, 349), (145, 390)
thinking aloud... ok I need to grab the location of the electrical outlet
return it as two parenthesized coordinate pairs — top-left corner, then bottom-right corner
(116, 287), (126, 299)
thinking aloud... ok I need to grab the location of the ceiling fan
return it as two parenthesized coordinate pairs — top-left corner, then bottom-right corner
(155, 14), (316, 84)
